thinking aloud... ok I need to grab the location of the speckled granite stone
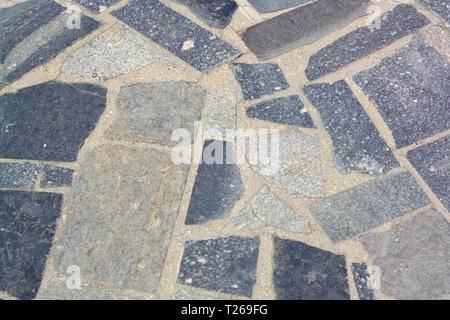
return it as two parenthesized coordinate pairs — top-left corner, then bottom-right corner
(174, 0), (238, 28)
(0, 162), (40, 190)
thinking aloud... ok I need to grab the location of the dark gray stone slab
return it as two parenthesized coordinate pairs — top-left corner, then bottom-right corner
(306, 4), (429, 80)
(0, 81), (106, 162)
(407, 135), (450, 210)
(354, 35), (450, 148)
(72, 0), (121, 13)
(303, 81), (398, 175)
(112, 0), (241, 72)
(185, 140), (244, 225)
(0, 190), (63, 299)
(177, 236), (259, 297)
(40, 165), (73, 188)
(246, 95), (315, 128)
(174, 0), (238, 29)
(233, 63), (289, 101)
(351, 263), (375, 300)
(417, 0), (450, 24)
(273, 237), (349, 300)
(247, 0), (310, 13)
(310, 171), (430, 242)
(240, 0), (371, 60)
(0, 0), (101, 89)
(0, 162), (40, 190)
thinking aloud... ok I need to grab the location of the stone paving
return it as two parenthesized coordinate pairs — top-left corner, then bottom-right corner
(0, 0), (449, 300)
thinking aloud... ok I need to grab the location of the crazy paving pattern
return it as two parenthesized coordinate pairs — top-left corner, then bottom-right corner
(0, 0), (448, 300)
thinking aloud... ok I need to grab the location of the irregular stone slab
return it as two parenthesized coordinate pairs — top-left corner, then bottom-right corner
(185, 140), (244, 225)
(61, 24), (181, 81)
(247, 0), (310, 13)
(0, 190), (63, 299)
(303, 81), (398, 175)
(104, 82), (204, 146)
(171, 288), (222, 300)
(233, 63), (289, 101)
(354, 35), (450, 148)
(240, 0), (371, 60)
(273, 237), (349, 300)
(0, 0), (100, 89)
(112, 0), (241, 72)
(0, 81), (106, 162)
(0, 162), (40, 190)
(203, 89), (236, 137)
(249, 130), (324, 198)
(310, 170), (430, 242)
(228, 185), (311, 233)
(407, 135), (450, 210)
(72, 0), (121, 13)
(246, 95), (315, 128)
(351, 263), (375, 300)
(360, 209), (450, 299)
(421, 24), (450, 61)
(51, 145), (189, 293)
(177, 236), (259, 297)
(305, 5), (429, 80)
(40, 165), (73, 188)
(174, 0), (238, 29)
(416, 0), (450, 24)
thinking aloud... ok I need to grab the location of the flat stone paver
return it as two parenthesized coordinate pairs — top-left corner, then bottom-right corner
(303, 81), (398, 175)
(174, 0), (238, 29)
(310, 170), (430, 242)
(170, 288), (222, 300)
(351, 263), (375, 300)
(354, 35), (450, 148)
(71, 0), (121, 13)
(203, 89), (236, 137)
(273, 237), (349, 300)
(247, 0), (310, 13)
(40, 165), (73, 188)
(360, 209), (450, 300)
(0, 162), (40, 190)
(177, 236), (259, 297)
(416, 0), (450, 24)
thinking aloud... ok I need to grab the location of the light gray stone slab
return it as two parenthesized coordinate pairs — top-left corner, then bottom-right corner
(170, 288), (222, 300)
(247, 0), (311, 13)
(0, 162), (40, 190)
(203, 89), (236, 138)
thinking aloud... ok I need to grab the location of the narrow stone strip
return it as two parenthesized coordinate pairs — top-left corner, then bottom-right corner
(351, 263), (375, 300)
(40, 165), (74, 188)
(247, 0), (311, 14)
(416, 0), (450, 25)
(71, 0), (121, 13)
(0, 162), (41, 190)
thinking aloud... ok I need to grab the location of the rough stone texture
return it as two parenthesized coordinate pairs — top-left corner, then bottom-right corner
(170, 288), (222, 300)
(303, 81), (398, 175)
(203, 89), (236, 138)
(71, 0), (121, 13)
(228, 185), (311, 233)
(51, 145), (189, 293)
(0, 162), (40, 190)
(305, 5), (429, 80)
(177, 236), (259, 297)
(240, 0), (371, 60)
(421, 24), (450, 61)
(40, 165), (73, 188)
(0, 0), (100, 89)
(174, 0), (238, 29)
(233, 63), (289, 101)
(246, 95), (315, 128)
(185, 140), (244, 225)
(351, 263), (375, 300)
(0, 81), (106, 162)
(273, 237), (349, 300)
(247, 0), (310, 13)
(354, 35), (450, 148)
(407, 135), (450, 210)
(104, 82), (205, 147)
(61, 24), (181, 81)
(249, 130), (324, 198)
(112, 0), (241, 72)
(360, 209), (450, 300)
(310, 170), (430, 242)
(0, 190), (63, 299)
(416, 0), (450, 24)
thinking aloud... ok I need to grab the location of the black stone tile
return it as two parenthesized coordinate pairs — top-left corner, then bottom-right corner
(112, 0), (241, 72)
(0, 81), (107, 162)
(185, 140), (244, 225)
(273, 237), (349, 300)
(354, 35), (450, 148)
(247, 0), (310, 13)
(177, 236), (259, 297)
(0, 190), (63, 299)
(240, 0), (371, 60)
(72, 0), (121, 13)
(416, 0), (450, 24)
(174, 0), (238, 29)
(233, 63), (289, 101)
(407, 135), (450, 210)
(246, 95), (315, 128)
(351, 263), (375, 300)
(306, 4), (429, 80)
(0, 162), (41, 190)
(303, 81), (398, 175)
(40, 165), (74, 188)
(0, 0), (101, 89)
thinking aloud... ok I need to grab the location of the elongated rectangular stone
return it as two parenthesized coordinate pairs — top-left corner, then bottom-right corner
(174, 0), (238, 29)
(351, 263), (375, 300)
(247, 0), (311, 13)
(310, 171), (430, 242)
(416, 0), (450, 24)
(0, 162), (40, 190)
(240, 0), (371, 60)
(112, 0), (241, 72)
(72, 0), (121, 13)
